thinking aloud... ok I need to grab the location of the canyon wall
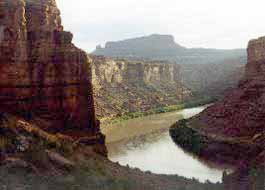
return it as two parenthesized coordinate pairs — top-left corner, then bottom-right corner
(189, 36), (265, 138)
(92, 34), (247, 100)
(91, 56), (191, 118)
(0, 0), (98, 137)
(170, 37), (265, 189)
(180, 58), (245, 99)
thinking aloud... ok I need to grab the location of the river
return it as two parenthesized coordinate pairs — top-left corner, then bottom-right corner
(101, 106), (234, 183)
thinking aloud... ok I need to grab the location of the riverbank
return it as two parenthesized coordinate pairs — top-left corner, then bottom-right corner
(170, 119), (265, 189)
(170, 119), (264, 166)
(102, 106), (207, 143)
(104, 105), (235, 183)
(101, 96), (215, 124)
(0, 113), (225, 190)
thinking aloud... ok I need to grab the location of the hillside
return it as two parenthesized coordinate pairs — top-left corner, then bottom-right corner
(0, 1), (230, 189)
(184, 37), (265, 139)
(92, 34), (247, 99)
(92, 34), (246, 65)
(180, 58), (246, 99)
(91, 56), (192, 119)
(1, 0), (263, 189)
(170, 36), (265, 189)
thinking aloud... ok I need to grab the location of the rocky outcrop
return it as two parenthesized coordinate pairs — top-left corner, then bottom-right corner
(171, 36), (265, 167)
(188, 37), (265, 138)
(92, 34), (247, 100)
(170, 37), (265, 190)
(91, 56), (191, 118)
(0, 0), (103, 147)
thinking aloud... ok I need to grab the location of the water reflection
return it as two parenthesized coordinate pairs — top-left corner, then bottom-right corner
(103, 106), (236, 183)
(107, 129), (234, 183)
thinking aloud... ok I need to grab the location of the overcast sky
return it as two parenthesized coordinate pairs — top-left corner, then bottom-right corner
(57, 0), (265, 52)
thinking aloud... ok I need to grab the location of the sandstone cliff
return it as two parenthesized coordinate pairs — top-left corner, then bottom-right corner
(92, 34), (247, 100)
(189, 37), (265, 138)
(0, 0), (103, 145)
(91, 56), (191, 119)
(171, 36), (265, 167)
(170, 36), (265, 189)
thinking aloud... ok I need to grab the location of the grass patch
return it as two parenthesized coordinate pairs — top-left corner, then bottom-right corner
(106, 96), (215, 124)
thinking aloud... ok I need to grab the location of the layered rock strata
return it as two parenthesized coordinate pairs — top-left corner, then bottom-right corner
(91, 56), (191, 118)
(171, 36), (265, 166)
(189, 37), (265, 138)
(0, 0), (104, 152)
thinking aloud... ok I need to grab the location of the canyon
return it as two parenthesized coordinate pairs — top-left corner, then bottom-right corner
(91, 55), (191, 119)
(170, 36), (265, 189)
(173, 37), (265, 142)
(92, 34), (247, 100)
(0, 0), (264, 189)
(0, 0), (109, 158)
(0, 0), (99, 136)
(0, 0), (228, 189)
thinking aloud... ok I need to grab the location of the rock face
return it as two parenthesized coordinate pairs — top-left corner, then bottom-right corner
(94, 34), (185, 60)
(180, 59), (245, 99)
(190, 36), (265, 138)
(92, 34), (247, 99)
(170, 37), (265, 189)
(92, 34), (246, 65)
(0, 0), (98, 137)
(91, 56), (191, 118)
(170, 36), (265, 175)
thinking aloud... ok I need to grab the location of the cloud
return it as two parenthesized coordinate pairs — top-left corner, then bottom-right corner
(57, 0), (265, 52)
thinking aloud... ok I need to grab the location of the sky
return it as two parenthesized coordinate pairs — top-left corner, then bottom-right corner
(56, 0), (265, 52)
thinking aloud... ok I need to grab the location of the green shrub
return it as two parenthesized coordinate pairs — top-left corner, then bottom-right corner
(108, 97), (215, 124)
(170, 120), (206, 155)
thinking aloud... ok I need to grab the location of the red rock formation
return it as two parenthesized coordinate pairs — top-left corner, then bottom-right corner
(0, 0), (99, 140)
(190, 37), (265, 138)
(170, 37), (265, 175)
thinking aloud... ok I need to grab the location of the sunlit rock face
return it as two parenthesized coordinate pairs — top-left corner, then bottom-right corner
(0, 0), (96, 134)
(246, 37), (265, 78)
(190, 36), (265, 138)
(91, 56), (191, 118)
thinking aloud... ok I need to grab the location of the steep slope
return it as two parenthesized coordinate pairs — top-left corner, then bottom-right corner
(0, 0), (99, 137)
(170, 36), (265, 166)
(188, 37), (265, 138)
(170, 36), (265, 190)
(0, 113), (226, 190)
(0, 2), (223, 186)
(92, 34), (247, 99)
(180, 58), (246, 99)
(0, 1), (263, 189)
(91, 56), (192, 119)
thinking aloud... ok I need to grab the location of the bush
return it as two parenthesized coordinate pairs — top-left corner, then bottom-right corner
(170, 120), (206, 155)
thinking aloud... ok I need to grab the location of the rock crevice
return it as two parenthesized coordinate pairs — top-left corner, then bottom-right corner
(0, 0), (98, 138)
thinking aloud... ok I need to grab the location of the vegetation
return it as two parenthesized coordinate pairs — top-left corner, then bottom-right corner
(105, 96), (215, 124)
(0, 113), (225, 190)
(169, 119), (207, 155)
